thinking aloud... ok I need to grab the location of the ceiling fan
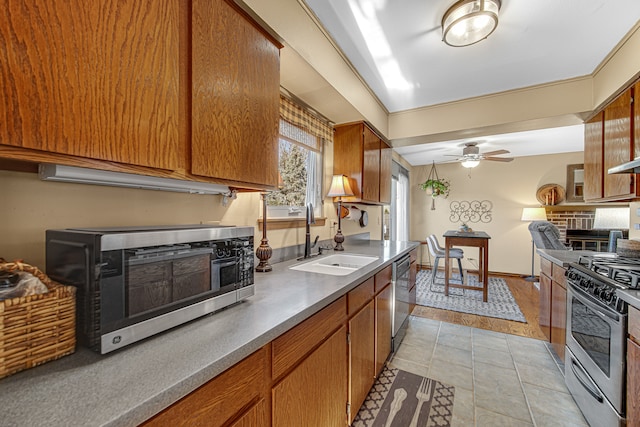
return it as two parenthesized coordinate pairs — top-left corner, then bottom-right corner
(448, 142), (514, 168)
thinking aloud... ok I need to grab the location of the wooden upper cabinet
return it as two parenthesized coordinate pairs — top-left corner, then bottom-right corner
(334, 121), (392, 205)
(191, 0), (280, 189)
(583, 111), (604, 201)
(603, 88), (634, 199)
(0, 0), (179, 170)
(362, 126), (381, 202)
(379, 140), (392, 204)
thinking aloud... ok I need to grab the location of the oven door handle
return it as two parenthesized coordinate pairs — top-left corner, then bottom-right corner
(567, 281), (620, 322)
(570, 359), (604, 403)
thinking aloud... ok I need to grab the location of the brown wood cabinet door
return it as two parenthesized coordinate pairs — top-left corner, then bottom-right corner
(628, 338), (640, 427)
(550, 280), (566, 362)
(334, 123), (365, 201)
(142, 347), (268, 427)
(635, 82), (640, 161)
(603, 89), (634, 199)
(539, 273), (552, 341)
(349, 300), (375, 424)
(191, 0), (280, 188)
(0, 1), (179, 169)
(584, 112), (604, 201)
(272, 325), (348, 427)
(229, 399), (266, 427)
(379, 140), (392, 204)
(375, 284), (392, 376)
(362, 125), (381, 203)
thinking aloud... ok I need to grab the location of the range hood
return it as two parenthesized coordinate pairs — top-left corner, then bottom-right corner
(39, 164), (229, 195)
(608, 158), (640, 174)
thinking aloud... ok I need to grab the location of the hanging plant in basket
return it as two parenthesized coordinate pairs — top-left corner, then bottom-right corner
(419, 178), (450, 198)
(420, 162), (450, 210)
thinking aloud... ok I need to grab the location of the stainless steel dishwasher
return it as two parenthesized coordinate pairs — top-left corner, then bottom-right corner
(392, 253), (411, 352)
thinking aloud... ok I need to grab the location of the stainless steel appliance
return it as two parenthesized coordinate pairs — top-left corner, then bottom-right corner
(46, 225), (254, 354)
(565, 254), (635, 427)
(392, 253), (411, 351)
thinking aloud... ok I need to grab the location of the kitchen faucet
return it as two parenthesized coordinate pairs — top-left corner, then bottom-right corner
(304, 203), (319, 259)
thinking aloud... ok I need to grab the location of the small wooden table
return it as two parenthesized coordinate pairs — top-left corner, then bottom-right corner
(443, 230), (491, 302)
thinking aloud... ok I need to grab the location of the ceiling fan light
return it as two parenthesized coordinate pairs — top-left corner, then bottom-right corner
(442, 0), (501, 47)
(461, 159), (480, 168)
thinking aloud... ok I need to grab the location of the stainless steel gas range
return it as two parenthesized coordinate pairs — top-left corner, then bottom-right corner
(565, 253), (639, 427)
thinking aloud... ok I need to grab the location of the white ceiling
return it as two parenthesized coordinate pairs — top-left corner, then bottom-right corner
(303, 0), (640, 165)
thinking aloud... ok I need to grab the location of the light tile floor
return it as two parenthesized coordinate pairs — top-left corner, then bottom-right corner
(389, 316), (589, 426)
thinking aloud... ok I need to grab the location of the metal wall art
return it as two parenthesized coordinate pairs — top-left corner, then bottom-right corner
(449, 200), (493, 223)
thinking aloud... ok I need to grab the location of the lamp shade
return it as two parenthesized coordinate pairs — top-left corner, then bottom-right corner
(592, 207), (630, 230)
(442, 0), (501, 47)
(327, 175), (355, 198)
(521, 207), (547, 222)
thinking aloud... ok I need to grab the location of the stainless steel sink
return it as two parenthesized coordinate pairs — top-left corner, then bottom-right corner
(290, 254), (379, 276)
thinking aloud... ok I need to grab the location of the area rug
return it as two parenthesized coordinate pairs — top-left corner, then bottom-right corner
(352, 366), (454, 427)
(415, 270), (526, 323)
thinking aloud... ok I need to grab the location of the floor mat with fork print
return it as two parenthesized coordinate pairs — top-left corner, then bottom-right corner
(351, 366), (454, 427)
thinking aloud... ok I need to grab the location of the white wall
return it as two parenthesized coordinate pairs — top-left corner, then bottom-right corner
(410, 152), (584, 275)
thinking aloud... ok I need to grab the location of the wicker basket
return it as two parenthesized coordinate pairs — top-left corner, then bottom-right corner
(0, 260), (76, 379)
(616, 239), (640, 258)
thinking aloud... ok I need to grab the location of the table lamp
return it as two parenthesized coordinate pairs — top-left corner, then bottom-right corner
(521, 207), (547, 281)
(593, 207), (630, 252)
(327, 174), (354, 251)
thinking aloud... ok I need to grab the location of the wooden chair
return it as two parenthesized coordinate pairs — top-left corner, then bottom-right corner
(426, 234), (464, 283)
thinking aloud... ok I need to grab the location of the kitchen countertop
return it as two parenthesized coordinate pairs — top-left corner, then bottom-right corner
(536, 249), (602, 267)
(0, 239), (418, 427)
(617, 289), (640, 311)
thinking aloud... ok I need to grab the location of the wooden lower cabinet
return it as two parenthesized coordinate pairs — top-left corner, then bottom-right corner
(141, 347), (269, 427)
(538, 258), (567, 362)
(349, 300), (375, 424)
(375, 284), (392, 376)
(230, 400), (266, 427)
(627, 307), (640, 426)
(539, 272), (552, 340)
(627, 338), (640, 427)
(550, 281), (566, 361)
(272, 325), (348, 427)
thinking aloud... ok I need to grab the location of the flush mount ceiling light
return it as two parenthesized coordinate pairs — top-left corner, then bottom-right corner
(442, 0), (501, 47)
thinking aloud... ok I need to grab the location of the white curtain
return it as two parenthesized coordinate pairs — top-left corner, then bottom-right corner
(305, 150), (320, 211)
(397, 172), (409, 241)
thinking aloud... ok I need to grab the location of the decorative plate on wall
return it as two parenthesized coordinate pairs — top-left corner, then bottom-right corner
(536, 184), (565, 205)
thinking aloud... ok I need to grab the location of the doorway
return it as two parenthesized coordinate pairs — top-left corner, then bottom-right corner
(386, 161), (409, 242)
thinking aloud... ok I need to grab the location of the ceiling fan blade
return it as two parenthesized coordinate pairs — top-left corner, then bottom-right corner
(484, 156), (514, 162)
(482, 149), (510, 156)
